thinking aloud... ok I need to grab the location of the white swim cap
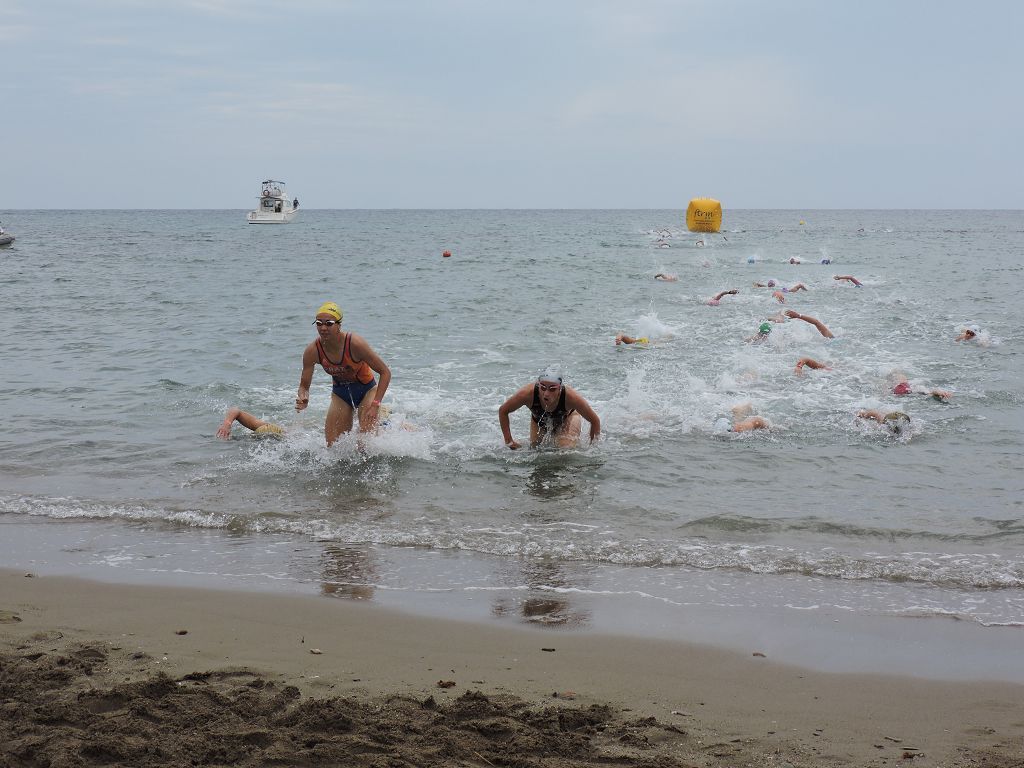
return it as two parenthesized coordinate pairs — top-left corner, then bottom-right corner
(538, 367), (563, 384)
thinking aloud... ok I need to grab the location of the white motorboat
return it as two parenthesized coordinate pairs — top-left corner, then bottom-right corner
(246, 180), (299, 224)
(0, 223), (13, 246)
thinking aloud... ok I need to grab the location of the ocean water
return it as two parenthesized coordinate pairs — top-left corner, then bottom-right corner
(2, 209), (1022, 678)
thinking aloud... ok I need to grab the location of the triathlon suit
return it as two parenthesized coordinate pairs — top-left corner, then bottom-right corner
(530, 384), (576, 440)
(316, 335), (376, 408)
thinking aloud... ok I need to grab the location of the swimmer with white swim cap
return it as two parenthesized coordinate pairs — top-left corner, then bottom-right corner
(498, 369), (601, 450)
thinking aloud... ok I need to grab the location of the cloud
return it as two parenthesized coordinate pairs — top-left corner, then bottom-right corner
(560, 57), (805, 142)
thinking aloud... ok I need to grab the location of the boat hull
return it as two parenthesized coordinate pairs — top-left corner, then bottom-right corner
(246, 211), (297, 224)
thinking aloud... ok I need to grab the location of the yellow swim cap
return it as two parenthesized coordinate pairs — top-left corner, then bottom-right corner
(316, 302), (343, 322)
(254, 423), (285, 437)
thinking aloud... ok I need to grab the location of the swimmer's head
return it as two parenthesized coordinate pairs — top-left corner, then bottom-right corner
(707, 299), (720, 306)
(254, 423), (285, 437)
(758, 322), (772, 335)
(883, 411), (910, 436)
(893, 381), (912, 396)
(766, 280), (776, 287)
(316, 301), (343, 322)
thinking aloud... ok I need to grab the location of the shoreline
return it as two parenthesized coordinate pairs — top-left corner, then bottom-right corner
(3, 568), (1024, 766)
(3, 515), (1023, 685)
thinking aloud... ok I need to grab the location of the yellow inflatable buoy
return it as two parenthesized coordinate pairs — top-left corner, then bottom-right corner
(686, 198), (722, 233)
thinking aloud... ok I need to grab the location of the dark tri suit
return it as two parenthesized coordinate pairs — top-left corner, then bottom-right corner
(530, 384), (575, 439)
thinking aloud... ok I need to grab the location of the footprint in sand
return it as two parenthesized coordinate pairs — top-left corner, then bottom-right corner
(0, 610), (22, 623)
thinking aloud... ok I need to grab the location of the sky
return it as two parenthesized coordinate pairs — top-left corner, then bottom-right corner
(2, 0), (1022, 209)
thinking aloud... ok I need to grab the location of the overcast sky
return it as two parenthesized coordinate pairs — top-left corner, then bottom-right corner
(3, 1), (1022, 209)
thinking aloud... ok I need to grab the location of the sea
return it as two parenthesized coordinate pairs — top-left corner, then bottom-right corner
(2, 208), (1022, 681)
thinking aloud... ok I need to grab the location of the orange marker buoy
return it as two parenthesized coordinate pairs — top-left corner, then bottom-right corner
(442, 250), (451, 258)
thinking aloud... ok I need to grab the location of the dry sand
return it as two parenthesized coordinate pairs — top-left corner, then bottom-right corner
(2, 568), (1023, 767)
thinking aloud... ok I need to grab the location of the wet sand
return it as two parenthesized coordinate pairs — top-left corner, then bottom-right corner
(2, 568), (1023, 767)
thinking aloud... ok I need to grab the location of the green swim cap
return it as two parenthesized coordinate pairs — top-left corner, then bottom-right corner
(758, 322), (772, 334)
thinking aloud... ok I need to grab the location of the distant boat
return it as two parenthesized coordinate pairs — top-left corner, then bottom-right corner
(0, 223), (13, 246)
(246, 180), (299, 224)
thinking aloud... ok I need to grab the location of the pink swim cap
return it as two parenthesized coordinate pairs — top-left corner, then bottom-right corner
(893, 381), (912, 395)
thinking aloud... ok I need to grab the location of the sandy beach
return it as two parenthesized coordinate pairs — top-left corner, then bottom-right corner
(2, 569), (1022, 767)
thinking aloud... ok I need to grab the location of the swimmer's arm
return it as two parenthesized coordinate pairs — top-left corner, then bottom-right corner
(784, 311), (834, 339)
(795, 357), (829, 373)
(856, 410), (884, 424)
(296, 343), (316, 411)
(217, 407), (243, 438)
(566, 388), (601, 442)
(218, 408), (270, 438)
(498, 386), (532, 449)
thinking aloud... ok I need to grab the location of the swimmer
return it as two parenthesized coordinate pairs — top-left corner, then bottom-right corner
(296, 301), (392, 445)
(834, 275), (863, 287)
(794, 357), (831, 375)
(217, 404), (404, 439)
(615, 333), (649, 345)
(707, 288), (738, 306)
(955, 328), (977, 342)
(772, 290), (787, 303)
(499, 369), (600, 450)
(857, 409), (911, 435)
(784, 310), (834, 339)
(654, 273), (678, 282)
(788, 257), (802, 264)
(217, 408), (284, 439)
(744, 322), (774, 344)
(892, 372), (954, 403)
(754, 280), (807, 292)
(728, 402), (769, 432)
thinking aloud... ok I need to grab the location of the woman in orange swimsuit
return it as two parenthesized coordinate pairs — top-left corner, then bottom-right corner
(296, 301), (392, 445)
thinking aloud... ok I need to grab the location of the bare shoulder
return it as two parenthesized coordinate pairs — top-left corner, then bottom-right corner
(505, 382), (535, 404)
(564, 385), (591, 406)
